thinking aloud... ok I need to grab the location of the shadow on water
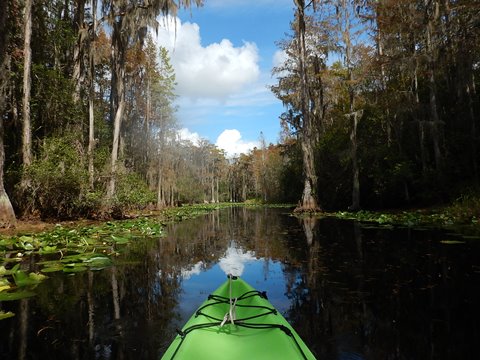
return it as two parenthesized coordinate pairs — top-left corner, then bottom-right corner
(1, 207), (480, 359)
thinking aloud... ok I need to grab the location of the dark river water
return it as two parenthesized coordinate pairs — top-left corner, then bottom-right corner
(1, 207), (480, 359)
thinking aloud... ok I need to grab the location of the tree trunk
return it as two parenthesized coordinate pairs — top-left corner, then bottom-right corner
(298, 135), (320, 212)
(0, 0), (16, 227)
(0, 0), (9, 115)
(156, 158), (165, 209)
(22, 0), (33, 168)
(107, 96), (125, 198)
(0, 104), (16, 228)
(413, 50), (428, 175)
(145, 73), (151, 166)
(156, 174), (162, 209)
(341, 0), (360, 211)
(350, 111), (361, 211)
(106, 21), (127, 200)
(211, 174), (215, 203)
(87, 271), (95, 346)
(111, 267), (121, 321)
(87, 0), (97, 190)
(19, 299), (29, 360)
(72, 0), (86, 103)
(425, 0), (443, 170)
(467, 73), (478, 181)
(294, 0), (320, 213)
(88, 82), (95, 189)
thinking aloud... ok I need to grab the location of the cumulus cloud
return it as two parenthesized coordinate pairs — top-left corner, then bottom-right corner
(155, 17), (260, 100)
(215, 129), (258, 158)
(177, 127), (203, 145)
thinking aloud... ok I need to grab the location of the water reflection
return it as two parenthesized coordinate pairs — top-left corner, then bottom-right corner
(217, 243), (256, 277)
(0, 208), (479, 359)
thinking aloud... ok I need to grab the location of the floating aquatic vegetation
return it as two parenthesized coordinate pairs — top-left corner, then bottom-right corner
(440, 240), (466, 244)
(0, 311), (15, 320)
(0, 203), (237, 318)
(38, 253), (112, 273)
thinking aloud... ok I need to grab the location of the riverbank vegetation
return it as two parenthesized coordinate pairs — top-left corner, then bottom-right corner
(0, 203), (255, 310)
(272, 0), (480, 212)
(0, 0), (479, 227)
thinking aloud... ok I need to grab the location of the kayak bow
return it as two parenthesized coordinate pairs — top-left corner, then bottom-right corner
(161, 275), (316, 359)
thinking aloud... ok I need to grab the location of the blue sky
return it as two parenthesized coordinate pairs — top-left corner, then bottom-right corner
(155, 0), (294, 156)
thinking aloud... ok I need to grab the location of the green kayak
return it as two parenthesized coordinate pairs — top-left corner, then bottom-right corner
(161, 275), (316, 359)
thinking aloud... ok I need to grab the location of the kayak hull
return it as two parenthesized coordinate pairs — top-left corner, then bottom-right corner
(161, 276), (316, 359)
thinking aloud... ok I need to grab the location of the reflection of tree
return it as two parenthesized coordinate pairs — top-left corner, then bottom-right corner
(18, 299), (28, 360)
(285, 218), (480, 359)
(87, 271), (94, 347)
(1, 210), (478, 359)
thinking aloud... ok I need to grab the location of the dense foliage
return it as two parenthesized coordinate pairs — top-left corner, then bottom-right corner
(272, 0), (480, 211)
(0, 0), (479, 225)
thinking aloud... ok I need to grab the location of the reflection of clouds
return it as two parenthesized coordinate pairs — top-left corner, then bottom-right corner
(219, 245), (256, 277)
(181, 261), (204, 280)
(158, 261), (205, 281)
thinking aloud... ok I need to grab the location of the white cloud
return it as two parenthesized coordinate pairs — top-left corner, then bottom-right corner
(155, 17), (260, 101)
(218, 245), (256, 277)
(177, 127), (203, 145)
(215, 129), (258, 158)
(181, 261), (204, 280)
(273, 49), (288, 68)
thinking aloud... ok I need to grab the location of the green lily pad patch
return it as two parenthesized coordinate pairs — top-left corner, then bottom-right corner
(12, 267), (48, 287)
(39, 253), (112, 273)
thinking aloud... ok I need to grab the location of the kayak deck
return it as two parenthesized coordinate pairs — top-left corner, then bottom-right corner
(161, 276), (316, 359)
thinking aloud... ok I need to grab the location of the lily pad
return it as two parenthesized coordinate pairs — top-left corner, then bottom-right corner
(440, 240), (466, 244)
(110, 235), (130, 244)
(39, 245), (58, 254)
(0, 290), (35, 301)
(0, 278), (12, 292)
(84, 256), (112, 269)
(13, 270), (48, 287)
(63, 265), (88, 273)
(0, 311), (15, 320)
(41, 265), (65, 273)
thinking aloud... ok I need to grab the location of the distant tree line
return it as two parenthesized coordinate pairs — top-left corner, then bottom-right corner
(272, 0), (480, 211)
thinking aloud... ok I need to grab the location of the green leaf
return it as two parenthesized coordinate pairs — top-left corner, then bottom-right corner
(13, 269), (47, 287)
(84, 256), (112, 269)
(41, 265), (64, 273)
(110, 235), (130, 244)
(0, 290), (35, 301)
(440, 240), (466, 244)
(0, 311), (15, 320)
(39, 245), (58, 254)
(63, 266), (88, 273)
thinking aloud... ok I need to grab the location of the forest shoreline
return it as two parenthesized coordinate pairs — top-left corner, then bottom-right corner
(2, 198), (479, 237)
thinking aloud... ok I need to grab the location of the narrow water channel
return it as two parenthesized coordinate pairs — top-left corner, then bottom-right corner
(1, 207), (479, 359)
